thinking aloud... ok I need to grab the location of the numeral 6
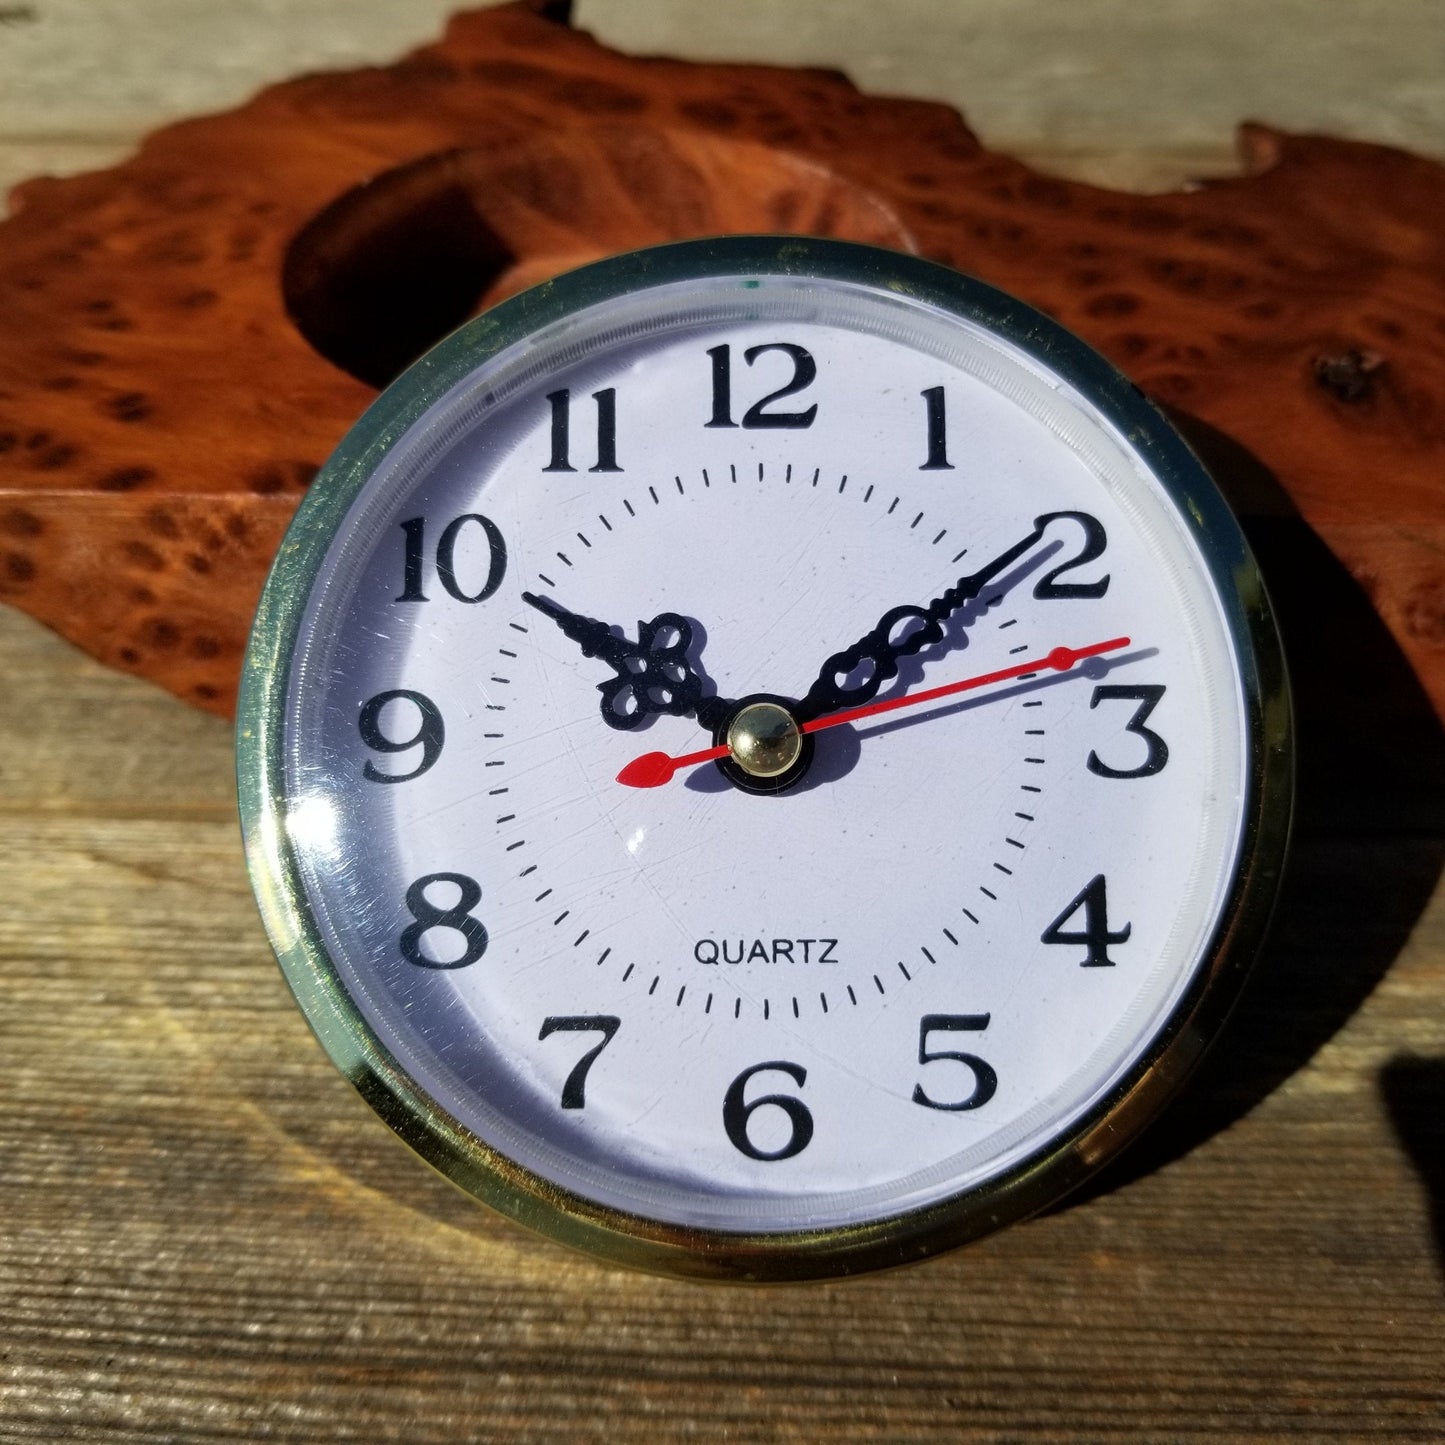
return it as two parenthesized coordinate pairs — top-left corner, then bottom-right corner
(722, 1060), (814, 1161)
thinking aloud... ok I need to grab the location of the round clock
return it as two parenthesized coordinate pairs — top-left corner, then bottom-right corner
(239, 236), (1291, 1280)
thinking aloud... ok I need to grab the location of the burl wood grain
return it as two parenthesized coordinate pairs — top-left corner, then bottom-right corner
(0, 0), (1441, 716)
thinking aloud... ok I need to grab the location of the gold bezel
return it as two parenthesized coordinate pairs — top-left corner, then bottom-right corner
(237, 236), (1293, 1282)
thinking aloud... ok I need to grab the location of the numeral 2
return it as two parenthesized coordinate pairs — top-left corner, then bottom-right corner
(706, 343), (817, 429)
(545, 387), (621, 473)
(1033, 511), (1109, 600)
(539, 1016), (620, 1109)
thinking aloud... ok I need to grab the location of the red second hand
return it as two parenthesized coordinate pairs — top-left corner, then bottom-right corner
(616, 636), (1131, 788)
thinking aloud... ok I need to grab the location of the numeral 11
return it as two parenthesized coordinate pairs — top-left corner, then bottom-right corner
(545, 388), (621, 473)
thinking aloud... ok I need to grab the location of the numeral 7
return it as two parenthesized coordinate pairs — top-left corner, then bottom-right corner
(539, 1015), (621, 1109)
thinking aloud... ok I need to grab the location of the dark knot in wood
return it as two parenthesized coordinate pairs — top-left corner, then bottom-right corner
(1313, 348), (1386, 403)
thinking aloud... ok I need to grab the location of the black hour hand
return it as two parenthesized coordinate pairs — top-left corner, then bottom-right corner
(522, 592), (719, 731)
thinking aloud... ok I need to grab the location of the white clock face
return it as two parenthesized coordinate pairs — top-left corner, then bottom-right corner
(249, 248), (1275, 1259)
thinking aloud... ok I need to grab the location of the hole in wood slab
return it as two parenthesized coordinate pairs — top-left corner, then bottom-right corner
(283, 128), (915, 390)
(283, 157), (518, 391)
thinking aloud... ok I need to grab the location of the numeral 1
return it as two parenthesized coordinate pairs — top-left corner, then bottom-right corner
(545, 387), (621, 473)
(705, 344), (735, 428)
(919, 386), (954, 470)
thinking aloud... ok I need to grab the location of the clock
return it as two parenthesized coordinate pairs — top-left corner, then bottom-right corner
(238, 236), (1291, 1280)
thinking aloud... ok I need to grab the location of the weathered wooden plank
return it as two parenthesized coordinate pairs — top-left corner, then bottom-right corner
(0, 602), (1441, 1440)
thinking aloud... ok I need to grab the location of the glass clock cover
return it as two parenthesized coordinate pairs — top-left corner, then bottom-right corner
(239, 237), (1291, 1280)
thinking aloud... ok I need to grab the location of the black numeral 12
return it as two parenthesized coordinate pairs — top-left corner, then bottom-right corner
(545, 387), (621, 473)
(706, 343), (817, 429)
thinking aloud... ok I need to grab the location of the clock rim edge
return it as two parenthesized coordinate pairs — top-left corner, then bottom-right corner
(236, 235), (1294, 1282)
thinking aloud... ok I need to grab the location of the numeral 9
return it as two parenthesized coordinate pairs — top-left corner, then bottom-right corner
(359, 689), (445, 783)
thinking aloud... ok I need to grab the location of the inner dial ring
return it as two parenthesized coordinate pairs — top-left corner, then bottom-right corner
(497, 458), (1051, 1024)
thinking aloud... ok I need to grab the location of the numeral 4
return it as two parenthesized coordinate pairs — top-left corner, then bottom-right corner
(1041, 875), (1131, 967)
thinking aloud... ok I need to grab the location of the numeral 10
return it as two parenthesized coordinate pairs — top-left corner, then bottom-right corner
(396, 514), (508, 603)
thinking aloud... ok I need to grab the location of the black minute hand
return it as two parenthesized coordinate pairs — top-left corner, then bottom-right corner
(794, 515), (1061, 723)
(521, 591), (727, 732)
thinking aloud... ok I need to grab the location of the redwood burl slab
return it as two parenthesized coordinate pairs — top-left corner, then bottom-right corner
(0, 2), (1442, 716)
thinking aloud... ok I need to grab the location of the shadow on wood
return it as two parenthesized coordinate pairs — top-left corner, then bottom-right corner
(1071, 414), (1445, 1210)
(1380, 1056), (1445, 1278)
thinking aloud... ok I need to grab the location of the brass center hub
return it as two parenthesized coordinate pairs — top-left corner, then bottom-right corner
(726, 701), (804, 779)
